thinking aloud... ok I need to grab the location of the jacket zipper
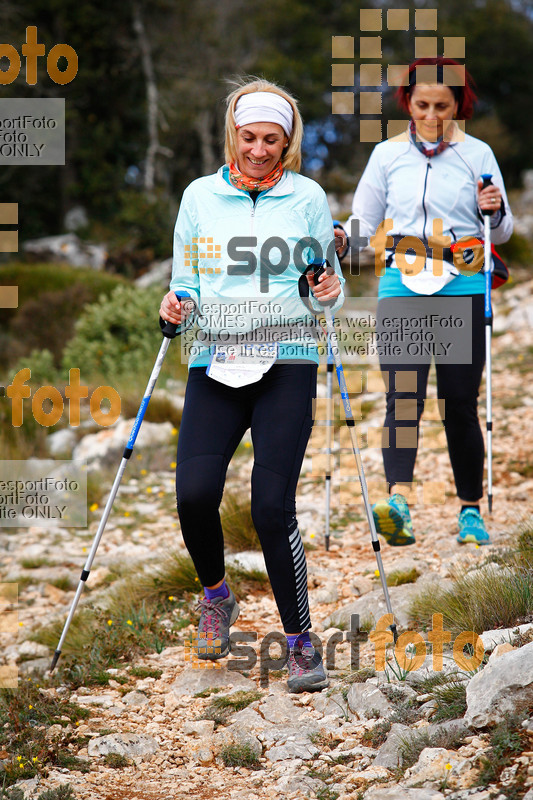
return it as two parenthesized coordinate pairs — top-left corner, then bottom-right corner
(250, 195), (258, 294)
(422, 158), (431, 243)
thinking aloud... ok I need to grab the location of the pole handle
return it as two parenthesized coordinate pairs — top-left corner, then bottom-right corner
(481, 173), (494, 217)
(159, 291), (193, 339)
(303, 260), (336, 307)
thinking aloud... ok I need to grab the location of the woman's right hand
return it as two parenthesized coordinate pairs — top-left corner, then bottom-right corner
(159, 291), (193, 324)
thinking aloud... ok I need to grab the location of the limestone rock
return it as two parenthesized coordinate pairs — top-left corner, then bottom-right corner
(135, 257), (173, 288)
(171, 665), (256, 697)
(183, 720), (216, 737)
(23, 233), (106, 270)
(403, 746), (467, 788)
(266, 739), (319, 761)
(122, 690), (150, 706)
(481, 623), (533, 651)
(88, 732), (159, 759)
(226, 550), (267, 573)
(465, 642), (533, 727)
(47, 428), (77, 457)
(325, 576), (445, 630)
(310, 690), (352, 719)
(373, 723), (413, 769)
(259, 693), (304, 724)
(70, 693), (116, 707)
(346, 681), (394, 720)
(488, 643), (516, 663)
(73, 419), (174, 468)
(364, 787), (444, 800)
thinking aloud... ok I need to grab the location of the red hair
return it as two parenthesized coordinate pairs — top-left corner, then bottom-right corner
(395, 57), (477, 120)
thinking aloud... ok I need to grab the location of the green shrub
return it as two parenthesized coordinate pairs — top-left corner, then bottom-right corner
(8, 285), (93, 368)
(61, 284), (182, 381)
(0, 263), (124, 333)
(37, 787), (76, 800)
(10, 349), (58, 386)
(0, 389), (49, 459)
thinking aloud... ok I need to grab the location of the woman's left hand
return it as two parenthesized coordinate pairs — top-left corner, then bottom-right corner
(477, 179), (502, 212)
(307, 268), (342, 301)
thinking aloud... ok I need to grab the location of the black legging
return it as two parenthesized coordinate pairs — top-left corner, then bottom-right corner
(378, 294), (485, 502)
(175, 363), (317, 633)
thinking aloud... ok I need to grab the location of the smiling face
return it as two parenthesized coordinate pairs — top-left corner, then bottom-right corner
(407, 83), (458, 142)
(236, 122), (288, 179)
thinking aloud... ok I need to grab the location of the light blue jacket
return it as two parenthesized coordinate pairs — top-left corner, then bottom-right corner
(170, 165), (345, 365)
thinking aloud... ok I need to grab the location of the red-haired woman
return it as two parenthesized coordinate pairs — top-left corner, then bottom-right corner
(346, 57), (513, 546)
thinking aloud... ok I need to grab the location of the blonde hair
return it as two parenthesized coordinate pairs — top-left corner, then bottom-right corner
(224, 77), (303, 173)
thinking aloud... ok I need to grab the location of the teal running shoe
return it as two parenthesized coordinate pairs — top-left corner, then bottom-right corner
(372, 493), (415, 546)
(456, 507), (490, 545)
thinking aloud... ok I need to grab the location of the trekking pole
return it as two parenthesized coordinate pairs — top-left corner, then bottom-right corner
(49, 293), (194, 672)
(306, 264), (398, 642)
(481, 174), (494, 514)
(324, 335), (334, 551)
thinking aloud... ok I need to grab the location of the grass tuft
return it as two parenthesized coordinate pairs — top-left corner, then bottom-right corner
(129, 667), (162, 680)
(0, 681), (91, 787)
(35, 788), (77, 800)
(398, 726), (466, 770)
(220, 493), (260, 552)
(387, 567), (420, 587)
(201, 690), (262, 726)
(431, 679), (467, 721)
(103, 752), (130, 769)
(409, 561), (533, 635)
(220, 742), (261, 769)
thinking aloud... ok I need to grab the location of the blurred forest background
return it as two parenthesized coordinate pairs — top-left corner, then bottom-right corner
(1, 0), (533, 251)
(1, 0), (533, 457)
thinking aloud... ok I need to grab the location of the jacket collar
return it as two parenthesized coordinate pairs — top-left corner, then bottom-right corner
(213, 164), (295, 196)
(392, 122), (462, 148)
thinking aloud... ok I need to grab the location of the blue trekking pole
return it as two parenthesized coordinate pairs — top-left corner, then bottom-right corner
(49, 293), (194, 672)
(481, 174), (495, 513)
(324, 334), (334, 551)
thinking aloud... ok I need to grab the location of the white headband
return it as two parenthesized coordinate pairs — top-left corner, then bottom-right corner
(234, 91), (293, 138)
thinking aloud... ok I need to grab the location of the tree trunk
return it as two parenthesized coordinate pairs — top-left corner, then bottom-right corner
(132, 0), (159, 194)
(194, 108), (218, 176)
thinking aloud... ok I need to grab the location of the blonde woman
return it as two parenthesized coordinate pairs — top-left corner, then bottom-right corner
(160, 78), (344, 691)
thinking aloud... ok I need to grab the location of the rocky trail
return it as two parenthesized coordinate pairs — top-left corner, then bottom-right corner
(1, 277), (533, 800)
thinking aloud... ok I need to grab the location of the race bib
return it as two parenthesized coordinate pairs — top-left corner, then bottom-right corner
(397, 256), (459, 295)
(207, 343), (278, 388)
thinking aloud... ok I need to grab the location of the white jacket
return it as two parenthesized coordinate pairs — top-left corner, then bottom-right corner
(348, 126), (513, 246)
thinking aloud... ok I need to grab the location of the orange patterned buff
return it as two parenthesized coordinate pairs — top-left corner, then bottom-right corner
(228, 160), (283, 192)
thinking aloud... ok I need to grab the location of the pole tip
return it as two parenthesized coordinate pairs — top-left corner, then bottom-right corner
(488, 495), (493, 514)
(390, 623), (398, 644)
(49, 650), (61, 673)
